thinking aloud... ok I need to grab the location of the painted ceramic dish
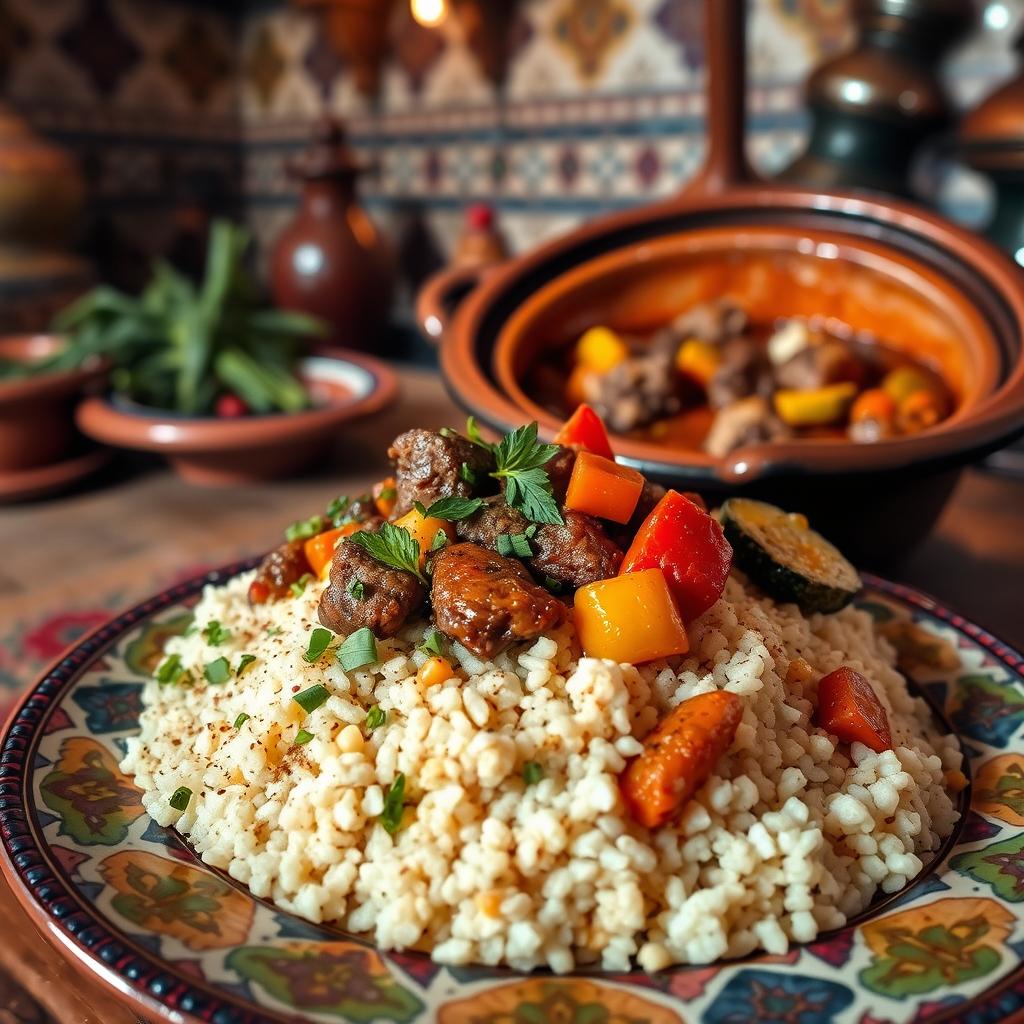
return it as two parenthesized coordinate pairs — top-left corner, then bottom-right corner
(1, 567), (1023, 1024)
(76, 349), (399, 486)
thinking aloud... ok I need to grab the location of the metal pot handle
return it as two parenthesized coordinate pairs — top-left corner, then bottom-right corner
(416, 264), (501, 344)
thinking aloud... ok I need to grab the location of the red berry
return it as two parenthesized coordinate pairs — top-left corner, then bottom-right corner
(215, 394), (248, 418)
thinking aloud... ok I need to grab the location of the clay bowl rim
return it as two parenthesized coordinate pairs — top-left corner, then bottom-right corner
(441, 183), (1024, 483)
(75, 348), (398, 455)
(492, 223), (998, 475)
(0, 334), (107, 405)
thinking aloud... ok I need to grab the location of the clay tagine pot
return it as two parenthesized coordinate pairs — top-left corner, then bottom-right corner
(423, 0), (1024, 566)
(269, 119), (395, 351)
(0, 334), (105, 474)
(0, 104), (91, 332)
(76, 349), (398, 487)
(957, 27), (1024, 263)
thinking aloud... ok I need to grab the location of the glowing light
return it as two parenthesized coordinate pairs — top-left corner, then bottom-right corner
(841, 80), (868, 104)
(985, 3), (1011, 30)
(1014, 246), (1024, 268)
(294, 243), (324, 276)
(411, 0), (447, 28)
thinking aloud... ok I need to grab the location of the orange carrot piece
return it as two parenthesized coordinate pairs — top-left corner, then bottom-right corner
(553, 404), (615, 460)
(564, 450), (644, 524)
(373, 476), (398, 519)
(305, 523), (361, 578)
(393, 508), (455, 567)
(417, 656), (454, 689)
(816, 666), (892, 753)
(620, 690), (743, 828)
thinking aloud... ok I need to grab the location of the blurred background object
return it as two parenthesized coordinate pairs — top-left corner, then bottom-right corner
(269, 118), (395, 349)
(776, 0), (974, 197)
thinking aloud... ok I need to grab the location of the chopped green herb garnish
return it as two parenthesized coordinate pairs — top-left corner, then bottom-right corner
(169, 786), (192, 811)
(294, 683), (330, 714)
(285, 515), (325, 542)
(522, 761), (544, 786)
(233, 712), (250, 729)
(294, 728), (314, 746)
(510, 533), (534, 557)
(365, 705), (386, 731)
(379, 773), (407, 834)
(204, 657), (231, 685)
(202, 620), (231, 645)
(496, 533), (514, 557)
(419, 629), (447, 658)
(466, 415), (493, 451)
(377, 485), (397, 503)
(491, 423), (563, 526)
(236, 654), (257, 676)
(543, 575), (565, 594)
(290, 573), (313, 597)
(424, 496), (485, 521)
(337, 627), (379, 671)
(348, 578), (366, 601)
(266, 626), (283, 637)
(525, 524), (539, 538)
(458, 462), (479, 486)
(303, 627), (334, 663)
(349, 522), (424, 582)
(326, 495), (350, 520)
(155, 654), (185, 685)
(430, 530), (449, 552)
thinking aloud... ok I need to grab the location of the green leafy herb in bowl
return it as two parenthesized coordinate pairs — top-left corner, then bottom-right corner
(52, 220), (324, 417)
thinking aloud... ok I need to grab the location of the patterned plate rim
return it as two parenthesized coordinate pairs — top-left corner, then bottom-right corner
(1, 563), (1023, 1024)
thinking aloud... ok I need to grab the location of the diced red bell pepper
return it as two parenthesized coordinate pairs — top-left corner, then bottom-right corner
(816, 666), (892, 753)
(553, 404), (615, 460)
(621, 490), (732, 622)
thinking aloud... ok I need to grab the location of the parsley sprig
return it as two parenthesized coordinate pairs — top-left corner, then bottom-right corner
(491, 423), (563, 526)
(349, 522), (425, 583)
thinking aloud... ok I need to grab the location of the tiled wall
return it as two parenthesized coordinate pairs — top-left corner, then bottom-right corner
(4, 0), (1024, 302)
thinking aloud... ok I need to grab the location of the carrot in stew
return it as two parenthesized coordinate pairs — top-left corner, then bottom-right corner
(393, 507), (456, 567)
(620, 690), (743, 828)
(417, 656), (454, 689)
(564, 450), (644, 524)
(373, 476), (398, 519)
(574, 568), (689, 664)
(554, 404), (615, 460)
(816, 666), (892, 753)
(305, 523), (361, 578)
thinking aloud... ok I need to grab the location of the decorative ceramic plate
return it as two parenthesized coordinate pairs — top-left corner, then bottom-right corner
(2, 568), (1023, 1024)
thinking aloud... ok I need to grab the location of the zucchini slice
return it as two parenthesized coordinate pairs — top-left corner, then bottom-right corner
(721, 498), (861, 614)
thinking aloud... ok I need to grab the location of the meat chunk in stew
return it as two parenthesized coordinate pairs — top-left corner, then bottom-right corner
(318, 539), (427, 638)
(456, 498), (623, 589)
(430, 543), (563, 659)
(388, 428), (495, 516)
(249, 540), (311, 604)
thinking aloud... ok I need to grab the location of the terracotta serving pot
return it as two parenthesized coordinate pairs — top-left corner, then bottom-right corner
(76, 349), (398, 487)
(426, 0), (1024, 566)
(0, 334), (105, 473)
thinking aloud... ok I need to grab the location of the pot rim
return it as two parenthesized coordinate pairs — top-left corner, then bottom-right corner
(75, 348), (399, 455)
(0, 334), (107, 407)
(441, 184), (1024, 483)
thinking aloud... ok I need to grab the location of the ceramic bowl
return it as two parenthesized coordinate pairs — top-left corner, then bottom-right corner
(76, 349), (398, 486)
(2, 566), (1024, 1022)
(0, 334), (106, 474)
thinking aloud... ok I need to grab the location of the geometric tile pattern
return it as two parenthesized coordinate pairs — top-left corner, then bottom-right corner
(4, 0), (1024, 291)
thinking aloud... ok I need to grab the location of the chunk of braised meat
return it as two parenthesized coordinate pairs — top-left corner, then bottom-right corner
(456, 498), (622, 589)
(318, 539), (426, 638)
(388, 428), (495, 516)
(774, 339), (867, 392)
(651, 299), (749, 354)
(590, 350), (685, 433)
(704, 396), (790, 458)
(707, 337), (774, 411)
(430, 543), (563, 659)
(249, 540), (312, 604)
(544, 445), (577, 502)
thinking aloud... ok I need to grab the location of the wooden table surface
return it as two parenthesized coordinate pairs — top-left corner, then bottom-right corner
(1, 363), (1022, 1021)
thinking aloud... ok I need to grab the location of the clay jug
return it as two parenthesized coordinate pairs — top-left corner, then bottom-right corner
(270, 119), (394, 350)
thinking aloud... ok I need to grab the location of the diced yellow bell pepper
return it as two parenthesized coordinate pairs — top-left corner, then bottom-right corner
(675, 338), (721, 388)
(882, 366), (936, 405)
(576, 325), (629, 373)
(574, 568), (689, 664)
(393, 508), (455, 568)
(773, 382), (857, 427)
